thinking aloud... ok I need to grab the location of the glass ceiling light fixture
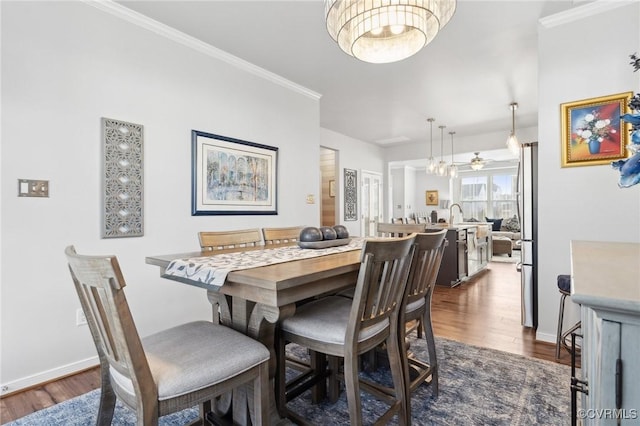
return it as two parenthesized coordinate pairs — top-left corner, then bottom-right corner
(325, 0), (457, 64)
(470, 152), (485, 171)
(426, 118), (437, 174)
(448, 131), (457, 178)
(506, 102), (520, 156)
(437, 125), (448, 176)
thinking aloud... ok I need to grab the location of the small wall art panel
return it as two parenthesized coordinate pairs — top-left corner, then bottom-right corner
(102, 118), (144, 238)
(344, 168), (358, 221)
(191, 130), (278, 215)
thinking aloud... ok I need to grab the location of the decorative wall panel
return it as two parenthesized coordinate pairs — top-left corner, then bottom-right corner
(344, 168), (358, 221)
(102, 118), (144, 238)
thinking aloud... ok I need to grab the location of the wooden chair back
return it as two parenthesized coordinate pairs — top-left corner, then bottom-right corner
(405, 217), (417, 224)
(65, 246), (155, 404)
(391, 217), (404, 224)
(350, 236), (416, 347)
(377, 222), (425, 237)
(199, 228), (262, 251)
(262, 226), (304, 245)
(404, 231), (448, 311)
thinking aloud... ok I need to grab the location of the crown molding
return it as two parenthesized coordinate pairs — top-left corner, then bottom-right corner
(82, 0), (322, 101)
(539, 0), (638, 29)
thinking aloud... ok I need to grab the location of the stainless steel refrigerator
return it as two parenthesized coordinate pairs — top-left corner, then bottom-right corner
(517, 142), (538, 328)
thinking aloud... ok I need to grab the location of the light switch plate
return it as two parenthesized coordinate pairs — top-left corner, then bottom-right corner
(18, 179), (49, 197)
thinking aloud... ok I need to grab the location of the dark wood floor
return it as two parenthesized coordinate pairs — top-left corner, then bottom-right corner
(0, 257), (571, 424)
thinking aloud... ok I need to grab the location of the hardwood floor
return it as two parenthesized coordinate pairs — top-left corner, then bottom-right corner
(0, 256), (572, 424)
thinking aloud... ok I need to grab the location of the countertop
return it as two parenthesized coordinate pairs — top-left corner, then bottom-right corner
(570, 240), (640, 314)
(426, 222), (492, 231)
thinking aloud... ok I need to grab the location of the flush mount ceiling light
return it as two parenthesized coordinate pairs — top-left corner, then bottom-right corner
(506, 102), (520, 156)
(325, 0), (457, 64)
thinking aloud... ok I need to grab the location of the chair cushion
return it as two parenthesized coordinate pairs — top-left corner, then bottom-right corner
(281, 296), (389, 345)
(405, 298), (425, 315)
(557, 275), (572, 293)
(110, 321), (269, 401)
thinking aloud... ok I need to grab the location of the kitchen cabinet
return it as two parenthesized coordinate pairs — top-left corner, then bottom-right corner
(427, 224), (490, 287)
(570, 241), (640, 425)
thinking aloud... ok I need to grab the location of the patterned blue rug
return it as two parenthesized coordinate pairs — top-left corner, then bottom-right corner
(6, 337), (571, 425)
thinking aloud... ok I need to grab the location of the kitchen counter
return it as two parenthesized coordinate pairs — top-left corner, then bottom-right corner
(569, 240), (640, 425)
(570, 240), (640, 314)
(426, 223), (491, 287)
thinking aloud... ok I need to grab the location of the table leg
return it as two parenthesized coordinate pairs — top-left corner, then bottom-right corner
(207, 290), (296, 425)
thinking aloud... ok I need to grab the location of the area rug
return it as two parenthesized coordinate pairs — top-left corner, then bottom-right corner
(6, 337), (571, 425)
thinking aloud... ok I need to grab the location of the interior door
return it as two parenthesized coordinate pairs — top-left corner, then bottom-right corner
(361, 171), (383, 237)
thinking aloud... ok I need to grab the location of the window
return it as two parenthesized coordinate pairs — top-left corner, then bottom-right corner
(457, 170), (518, 220)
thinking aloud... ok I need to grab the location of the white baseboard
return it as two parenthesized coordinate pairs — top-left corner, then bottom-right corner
(536, 331), (556, 344)
(0, 356), (99, 397)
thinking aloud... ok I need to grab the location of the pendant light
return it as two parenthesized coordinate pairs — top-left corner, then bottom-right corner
(426, 118), (437, 174)
(506, 102), (520, 156)
(437, 125), (448, 176)
(448, 131), (458, 178)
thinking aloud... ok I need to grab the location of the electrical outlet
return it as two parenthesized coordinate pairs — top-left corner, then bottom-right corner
(76, 308), (87, 326)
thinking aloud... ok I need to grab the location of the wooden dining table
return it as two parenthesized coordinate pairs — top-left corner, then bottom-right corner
(145, 242), (363, 424)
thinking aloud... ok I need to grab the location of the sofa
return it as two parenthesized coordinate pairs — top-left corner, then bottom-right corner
(485, 215), (521, 256)
(485, 215), (521, 241)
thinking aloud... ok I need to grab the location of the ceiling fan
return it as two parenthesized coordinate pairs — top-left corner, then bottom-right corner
(467, 152), (494, 170)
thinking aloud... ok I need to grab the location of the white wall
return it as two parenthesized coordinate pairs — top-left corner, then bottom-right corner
(536, 2), (640, 342)
(0, 1), (322, 393)
(319, 128), (386, 237)
(413, 173), (451, 221)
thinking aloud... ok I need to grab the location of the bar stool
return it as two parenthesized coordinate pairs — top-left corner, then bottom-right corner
(556, 274), (581, 359)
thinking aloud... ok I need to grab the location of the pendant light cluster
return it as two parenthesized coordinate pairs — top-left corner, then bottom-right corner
(425, 118), (456, 178)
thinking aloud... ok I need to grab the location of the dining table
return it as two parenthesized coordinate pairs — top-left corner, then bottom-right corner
(145, 239), (364, 425)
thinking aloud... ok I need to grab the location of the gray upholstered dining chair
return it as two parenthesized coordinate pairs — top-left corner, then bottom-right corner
(275, 235), (416, 425)
(65, 245), (270, 426)
(341, 231), (447, 417)
(400, 230), (448, 399)
(261, 226), (305, 245)
(199, 228), (263, 251)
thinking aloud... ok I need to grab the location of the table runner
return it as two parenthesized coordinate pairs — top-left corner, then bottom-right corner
(163, 238), (364, 288)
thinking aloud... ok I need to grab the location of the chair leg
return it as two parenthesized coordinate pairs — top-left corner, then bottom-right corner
(250, 362), (269, 426)
(328, 355), (341, 403)
(97, 361), (116, 426)
(423, 307), (439, 398)
(387, 334), (408, 426)
(556, 293), (568, 359)
(274, 330), (288, 417)
(343, 353), (363, 426)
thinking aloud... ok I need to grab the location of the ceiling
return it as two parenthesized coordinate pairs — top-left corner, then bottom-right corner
(116, 0), (577, 154)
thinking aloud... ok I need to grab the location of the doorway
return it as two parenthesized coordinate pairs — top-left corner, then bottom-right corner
(320, 147), (337, 227)
(360, 171), (383, 237)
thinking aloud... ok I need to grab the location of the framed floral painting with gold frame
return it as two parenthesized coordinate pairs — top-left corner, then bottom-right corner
(561, 92), (632, 167)
(425, 190), (439, 206)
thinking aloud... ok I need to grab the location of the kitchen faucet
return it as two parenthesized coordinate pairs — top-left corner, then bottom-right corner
(449, 203), (463, 225)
